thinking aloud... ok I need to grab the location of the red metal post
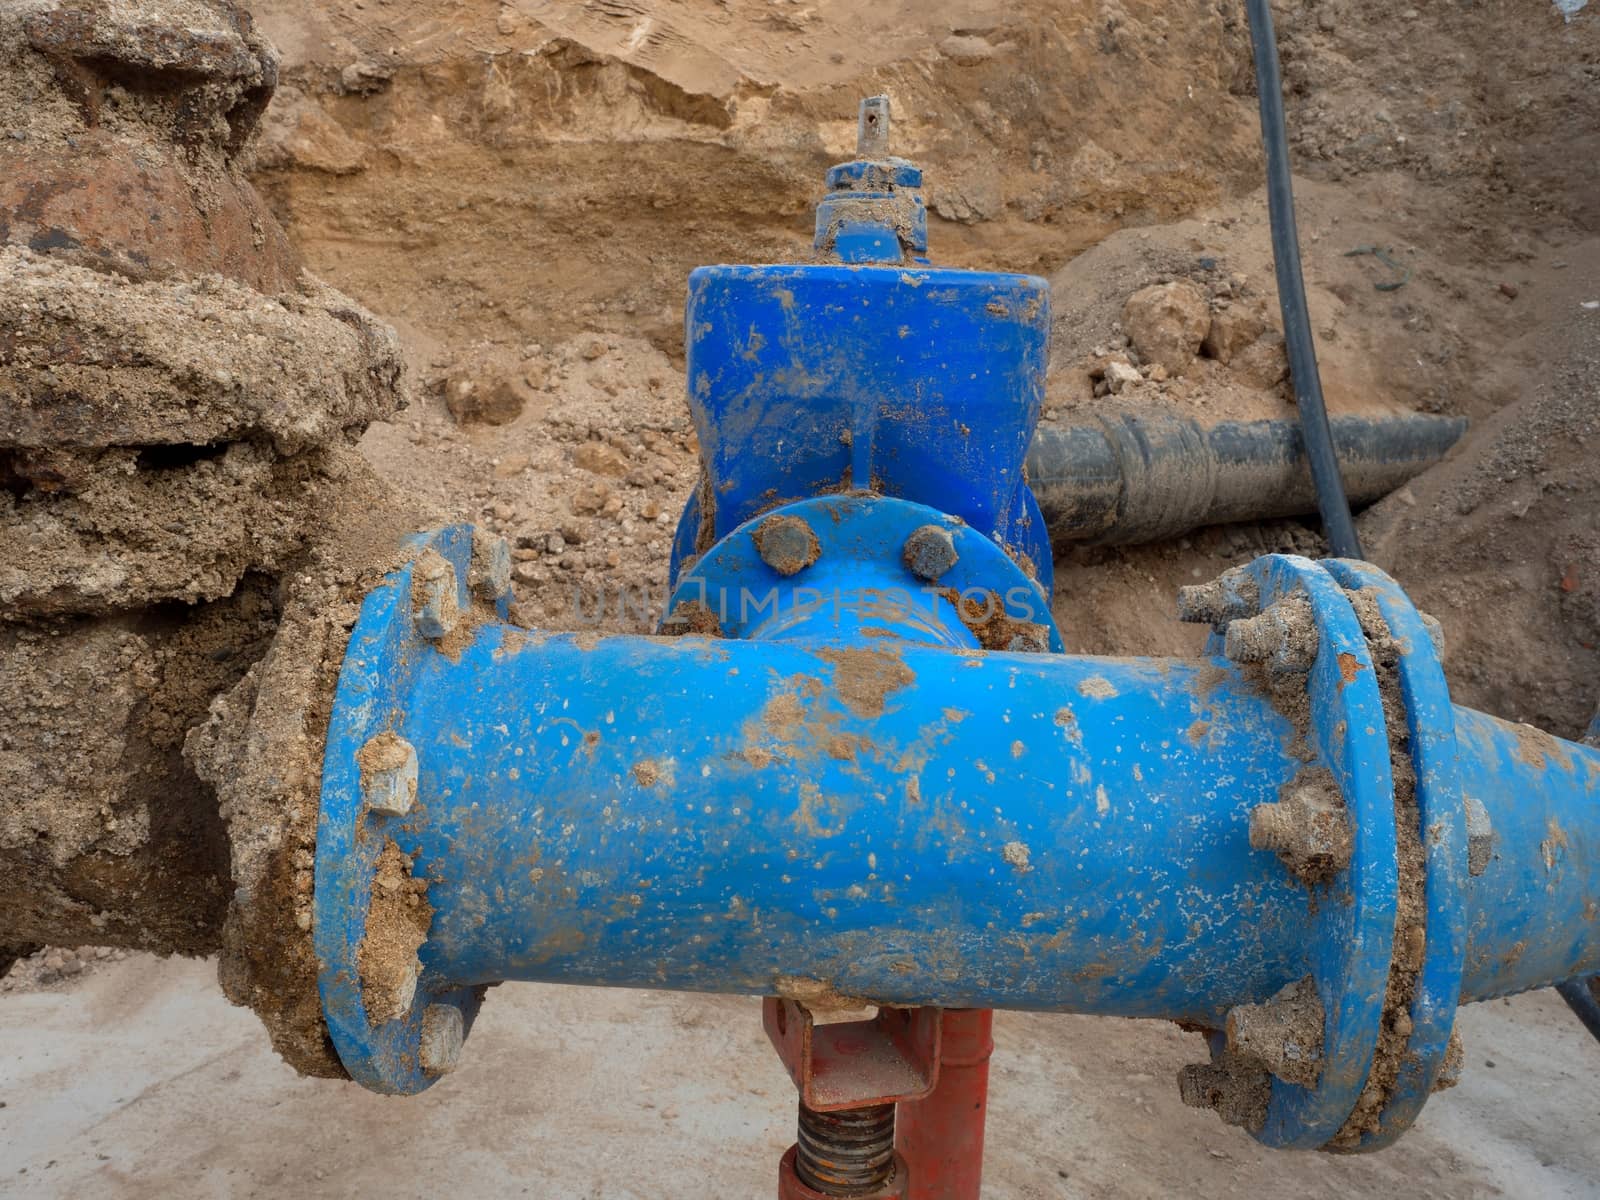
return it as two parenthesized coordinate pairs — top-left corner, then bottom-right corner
(893, 1009), (995, 1200)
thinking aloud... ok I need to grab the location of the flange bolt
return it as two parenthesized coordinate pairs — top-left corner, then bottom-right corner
(1176, 566), (1260, 629)
(412, 549), (461, 640)
(469, 529), (513, 603)
(1223, 976), (1324, 1088)
(1248, 769), (1352, 884)
(420, 1003), (465, 1076)
(902, 524), (959, 582)
(1177, 1056), (1272, 1133)
(1223, 595), (1318, 673)
(358, 732), (419, 818)
(755, 515), (822, 577)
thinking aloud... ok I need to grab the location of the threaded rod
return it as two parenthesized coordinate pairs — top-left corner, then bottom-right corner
(795, 1102), (897, 1196)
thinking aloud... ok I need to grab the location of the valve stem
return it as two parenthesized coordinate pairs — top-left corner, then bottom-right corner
(795, 1102), (897, 1197)
(857, 95), (891, 157)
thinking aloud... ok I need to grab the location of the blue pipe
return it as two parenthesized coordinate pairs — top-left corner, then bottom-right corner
(1453, 706), (1600, 1000)
(314, 527), (1600, 1104)
(358, 619), (1600, 1015)
(311, 99), (1600, 1158)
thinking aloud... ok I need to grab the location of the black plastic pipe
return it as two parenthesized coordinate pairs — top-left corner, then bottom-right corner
(1245, 0), (1363, 559)
(1557, 978), (1600, 1044)
(1025, 411), (1465, 548)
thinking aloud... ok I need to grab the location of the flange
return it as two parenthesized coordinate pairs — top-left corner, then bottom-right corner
(663, 494), (1063, 653)
(1180, 553), (1399, 1148)
(1178, 553), (1471, 1150)
(1320, 558), (1468, 1149)
(314, 523), (510, 1093)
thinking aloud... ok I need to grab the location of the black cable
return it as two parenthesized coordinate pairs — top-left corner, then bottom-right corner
(1243, 0), (1364, 560)
(1245, 0), (1600, 1054)
(1557, 979), (1600, 1045)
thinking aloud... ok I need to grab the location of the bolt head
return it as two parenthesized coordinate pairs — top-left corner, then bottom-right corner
(359, 733), (418, 818)
(902, 524), (959, 582)
(1222, 977), (1323, 1088)
(755, 515), (821, 577)
(420, 1003), (465, 1076)
(412, 550), (461, 640)
(365, 957), (420, 1026)
(469, 530), (512, 603)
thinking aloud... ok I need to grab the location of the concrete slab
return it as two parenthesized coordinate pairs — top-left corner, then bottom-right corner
(1, 957), (1597, 1198)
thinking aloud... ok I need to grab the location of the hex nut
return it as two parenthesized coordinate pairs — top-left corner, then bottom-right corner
(469, 529), (513, 603)
(358, 733), (419, 818)
(1176, 566), (1260, 628)
(420, 1003), (465, 1076)
(365, 957), (420, 1026)
(1224, 595), (1317, 673)
(1223, 976), (1324, 1088)
(1005, 624), (1051, 654)
(412, 549), (461, 640)
(754, 515), (821, 577)
(1249, 768), (1351, 884)
(1176, 1055), (1272, 1133)
(902, 524), (959, 582)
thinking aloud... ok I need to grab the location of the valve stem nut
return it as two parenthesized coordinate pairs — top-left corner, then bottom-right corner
(1248, 768), (1351, 884)
(755, 515), (822, 577)
(420, 1003), (465, 1076)
(902, 524), (959, 582)
(857, 94), (892, 157)
(412, 550), (461, 640)
(358, 732), (419, 818)
(1223, 595), (1317, 673)
(1223, 976), (1324, 1088)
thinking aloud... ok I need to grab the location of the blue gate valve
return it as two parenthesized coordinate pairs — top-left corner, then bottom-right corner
(314, 99), (1600, 1155)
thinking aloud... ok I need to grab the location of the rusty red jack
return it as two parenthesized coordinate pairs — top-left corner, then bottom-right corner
(765, 1000), (995, 1199)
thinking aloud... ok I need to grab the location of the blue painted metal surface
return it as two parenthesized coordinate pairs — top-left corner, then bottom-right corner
(667, 494), (1061, 651)
(316, 537), (1600, 1111)
(313, 99), (1600, 1158)
(673, 264), (1053, 597)
(1322, 558), (1468, 1149)
(669, 97), (1052, 597)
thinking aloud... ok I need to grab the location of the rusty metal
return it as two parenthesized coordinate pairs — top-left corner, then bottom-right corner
(779, 1147), (908, 1200)
(894, 1010), (994, 1200)
(795, 1103), (899, 1197)
(764, 1000), (942, 1112)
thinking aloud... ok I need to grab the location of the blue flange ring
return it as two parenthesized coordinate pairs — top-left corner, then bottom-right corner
(1321, 558), (1468, 1149)
(1198, 553), (1400, 1149)
(664, 494), (1063, 653)
(315, 524), (508, 1093)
